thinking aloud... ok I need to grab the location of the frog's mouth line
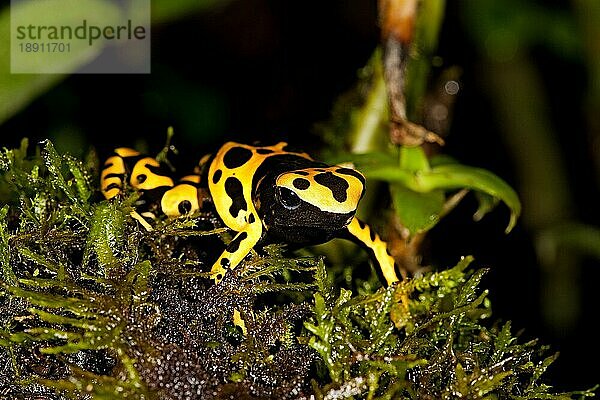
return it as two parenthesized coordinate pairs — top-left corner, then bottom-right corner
(268, 207), (355, 231)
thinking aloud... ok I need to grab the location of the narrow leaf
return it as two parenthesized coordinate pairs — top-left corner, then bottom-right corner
(427, 164), (521, 232)
(66, 157), (92, 203)
(86, 202), (125, 271)
(0, 205), (16, 285)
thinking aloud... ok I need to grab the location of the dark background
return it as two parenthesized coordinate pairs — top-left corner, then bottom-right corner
(1, 0), (598, 391)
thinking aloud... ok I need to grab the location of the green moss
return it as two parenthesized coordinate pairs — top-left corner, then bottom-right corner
(0, 140), (596, 399)
(305, 256), (597, 399)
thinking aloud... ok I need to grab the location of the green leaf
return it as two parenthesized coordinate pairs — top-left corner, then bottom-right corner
(126, 260), (151, 302)
(86, 202), (126, 271)
(363, 162), (521, 233)
(390, 183), (444, 235)
(428, 164), (520, 232)
(0, 205), (17, 285)
(17, 247), (64, 279)
(399, 146), (430, 172)
(37, 359), (149, 399)
(473, 191), (500, 222)
(348, 50), (389, 153)
(0, 138), (30, 172)
(41, 140), (90, 218)
(491, 321), (515, 364)
(327, 151), (397, 170)
(66, 157), (92, 203)
(6, 286), (99, 318)
(365, 286), (396, 353)
(530, 352), (559, 386)
(471, 370), (513, 397)
(455, 268), (488, 307)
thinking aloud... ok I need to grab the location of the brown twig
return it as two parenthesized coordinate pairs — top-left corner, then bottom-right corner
(378, 0), (444, 146)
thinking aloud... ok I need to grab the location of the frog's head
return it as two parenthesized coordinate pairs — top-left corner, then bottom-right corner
(258, 166), (366, 241)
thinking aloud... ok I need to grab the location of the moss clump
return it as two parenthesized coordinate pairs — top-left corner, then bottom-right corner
(0, 139), (596, 399)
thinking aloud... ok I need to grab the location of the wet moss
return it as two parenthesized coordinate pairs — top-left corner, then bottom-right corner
(0, 140), (596, 399)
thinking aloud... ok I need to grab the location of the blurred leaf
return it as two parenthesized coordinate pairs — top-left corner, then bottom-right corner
(0, 0), (120, 125)
(317, 49), (393, 156)
(349, 50), (389, 153)
(538, 223), (600, 262)
(0, 6), (62, 125)
(151, 0), (231, 23)
(10, 0), (119, 73)
(405, 0), (446, 120)
(0, 0), (227, 126)
(462, 0), (582, 62)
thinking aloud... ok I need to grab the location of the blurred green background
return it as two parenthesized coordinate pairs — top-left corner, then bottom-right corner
(0, 0), (598, 391)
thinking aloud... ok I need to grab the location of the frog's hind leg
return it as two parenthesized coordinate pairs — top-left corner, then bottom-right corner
(210, 223), (263, 284)
(342, 217), (399, 286)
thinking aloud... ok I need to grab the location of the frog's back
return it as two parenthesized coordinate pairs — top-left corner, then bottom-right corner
(207, 142), (318, 230)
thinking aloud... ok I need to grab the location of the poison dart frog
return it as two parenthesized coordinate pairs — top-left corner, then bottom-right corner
(100, 147), (205, 221)
(100, 142), (399, 286)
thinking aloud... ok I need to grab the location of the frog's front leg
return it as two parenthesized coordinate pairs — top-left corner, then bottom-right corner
(210, 223), (263, 284)
(344, 217), (399, 286)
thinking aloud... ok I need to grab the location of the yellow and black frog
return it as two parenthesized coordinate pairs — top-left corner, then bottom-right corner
(101, 142), (399, 286)
(100, 147), (205, 221)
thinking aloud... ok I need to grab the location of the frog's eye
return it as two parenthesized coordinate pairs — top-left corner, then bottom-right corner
(277, 187), (301, 210)
(178, 200), (192, 215)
